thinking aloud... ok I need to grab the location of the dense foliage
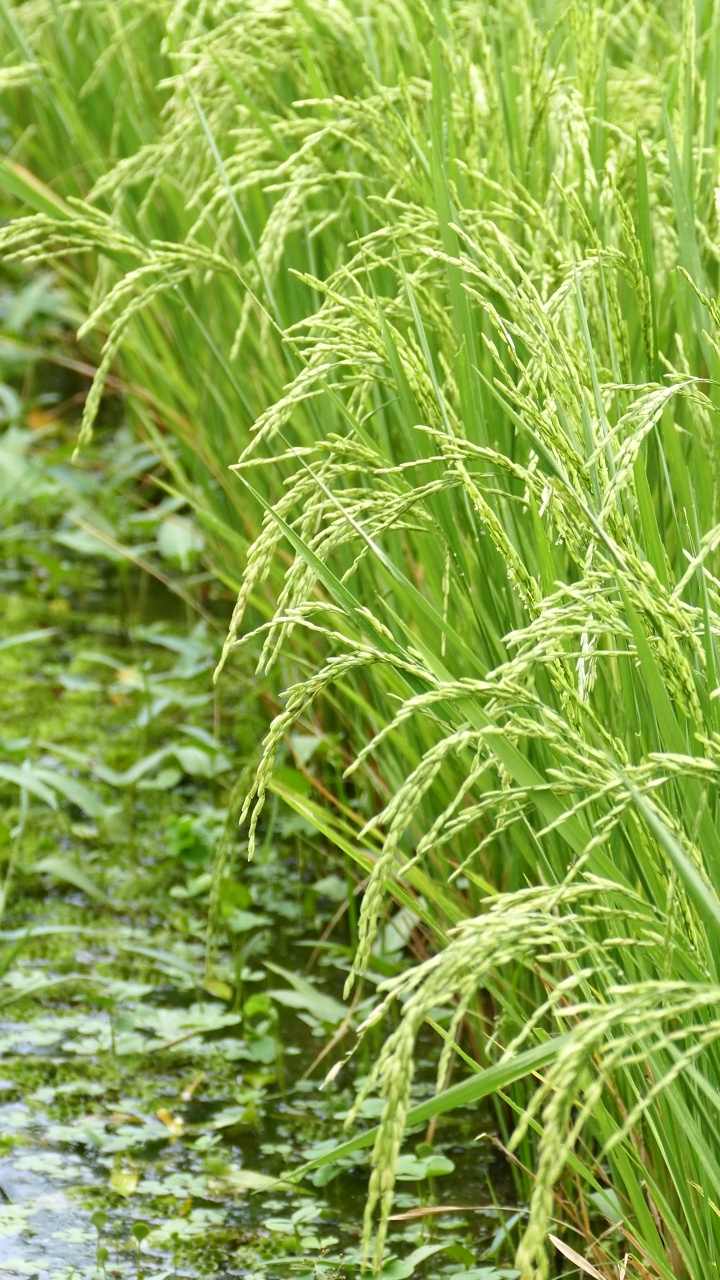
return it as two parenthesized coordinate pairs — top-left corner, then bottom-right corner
(4, 2), (720, 1277)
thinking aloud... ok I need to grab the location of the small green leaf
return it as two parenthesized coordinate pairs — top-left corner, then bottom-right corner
(0, 628), (57, 653)
(35, 855), (110, 906)
(157, 517), (204, 570)
(0, 763), (58, 807)
(224, 908), (272, 934)
(32, 768), (104, 819)
(266, 961), (348, 1025)
(110, 1166), (139, 1198)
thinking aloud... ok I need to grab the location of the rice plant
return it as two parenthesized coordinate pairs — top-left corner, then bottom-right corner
(5, 1), (720, 1277)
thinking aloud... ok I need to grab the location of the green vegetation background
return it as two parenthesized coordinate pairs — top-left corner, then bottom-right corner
(4, 2), (720, 1278)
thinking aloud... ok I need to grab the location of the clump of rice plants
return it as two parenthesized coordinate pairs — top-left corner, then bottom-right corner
(5, 2), (720, 1277)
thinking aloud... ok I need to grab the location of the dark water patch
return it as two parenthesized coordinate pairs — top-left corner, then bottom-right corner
(1, 481), (516, 1278)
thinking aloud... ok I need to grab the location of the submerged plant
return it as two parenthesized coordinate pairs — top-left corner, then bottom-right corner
(5, 1), (720, 1277)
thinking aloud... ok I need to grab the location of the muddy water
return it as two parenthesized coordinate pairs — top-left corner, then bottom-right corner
(1, 559), (514, 1279)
